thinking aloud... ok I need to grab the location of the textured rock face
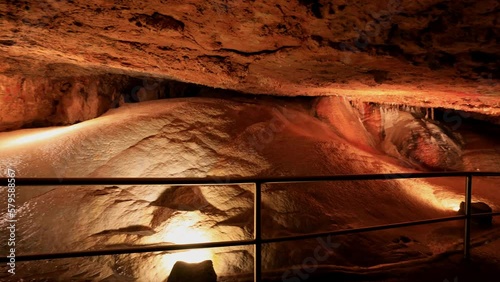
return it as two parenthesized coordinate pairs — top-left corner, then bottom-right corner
(0, 0), (499, 121)
(0, 97), (499, 281)
(379, 110), (464, 170)
(316, 96), (464, 170)
(0, 74), (132, 131)
(0, 73), (211, 131)
(0, 97), (475, 281)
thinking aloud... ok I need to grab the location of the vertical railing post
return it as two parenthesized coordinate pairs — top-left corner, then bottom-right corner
(254, 182), (262, 281)
(464, 174), (473, 260)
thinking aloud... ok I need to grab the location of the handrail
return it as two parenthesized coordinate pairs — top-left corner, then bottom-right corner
(1, 172), (499, 281)
(0, 214), (466, 262)
(2, 171), (500, 186)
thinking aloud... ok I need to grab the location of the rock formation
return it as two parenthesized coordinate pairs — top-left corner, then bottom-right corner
(0, 0), (499, 131)
(1, 97), (485, 281)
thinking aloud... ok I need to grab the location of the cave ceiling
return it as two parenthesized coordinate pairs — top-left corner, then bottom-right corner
(0, 0), (499, 114)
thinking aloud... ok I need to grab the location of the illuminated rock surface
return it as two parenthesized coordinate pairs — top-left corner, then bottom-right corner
(0, 0), (499, 280)
(0, 98), (499, 281)
(0, 74), (132, 131)
(0, 0), (499, 131)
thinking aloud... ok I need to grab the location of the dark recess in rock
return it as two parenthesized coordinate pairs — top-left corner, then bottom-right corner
(299, 0), (323, 19)
(437, 52), (457, 67)
(93, 225), (156, 236)
(435, 2), (448, 10)
(426, 52), (457, 70)
(311, 35), (324, 45)
(152, 186), (210, 211)
(130, 12), (184, 31)
(0, 40), (16, 46)
(427, 17), (447, 33)
(371, 44), (412, 62)
(60, 82), (72, 93)
(368, 70), (390, 84)
(470, 51), (498, 64)
(328, 5), (335, 14)
(399, 235), (412, 243)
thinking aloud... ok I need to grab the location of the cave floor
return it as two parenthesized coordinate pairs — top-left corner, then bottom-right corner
(0, 99), (499, 281)
(224, 233), (500, 282)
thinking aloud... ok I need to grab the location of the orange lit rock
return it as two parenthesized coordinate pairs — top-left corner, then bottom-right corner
(0, 74), (130, 131)
(0, 98), (499, 280)
(0, 0), (498, 126)
(316, 96), (464, 170)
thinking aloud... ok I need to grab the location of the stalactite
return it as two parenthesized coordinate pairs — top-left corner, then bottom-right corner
(364, 102), (442, 122)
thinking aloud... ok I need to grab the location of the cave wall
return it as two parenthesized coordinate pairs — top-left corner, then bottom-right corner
(0, 74), (134, 131)
(0, 71), (253, 131)
(0, 0), (499, 124)
(0, 97), (469, 280)
(316, 96), (465, 170)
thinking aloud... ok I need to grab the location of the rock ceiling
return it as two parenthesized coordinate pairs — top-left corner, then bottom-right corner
(0, 0), (499, 117)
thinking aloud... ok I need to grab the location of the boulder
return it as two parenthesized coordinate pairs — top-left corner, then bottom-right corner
(167, 260), (217, 282)
(458, 201), (493, 227)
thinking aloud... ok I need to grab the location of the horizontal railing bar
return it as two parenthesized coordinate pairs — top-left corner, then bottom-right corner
(0, 239), (257, 263)
(262, 215), (466, 244)
(469, 211), (500, 217)
(2, 172), (500, 187)
(2, 215), (466, 263)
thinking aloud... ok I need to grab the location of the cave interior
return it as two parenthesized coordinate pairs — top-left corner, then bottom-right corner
(0, 0), (499, 281)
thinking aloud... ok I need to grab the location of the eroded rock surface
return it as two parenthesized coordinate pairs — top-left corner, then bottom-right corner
(316, 96), (464, 170)
(0, 97), (476, 281)
(0, 0), (499, 126)
(0, 73), (131, 131)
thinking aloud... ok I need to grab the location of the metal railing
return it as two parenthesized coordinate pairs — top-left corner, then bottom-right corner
(2, 171), (500, 281)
